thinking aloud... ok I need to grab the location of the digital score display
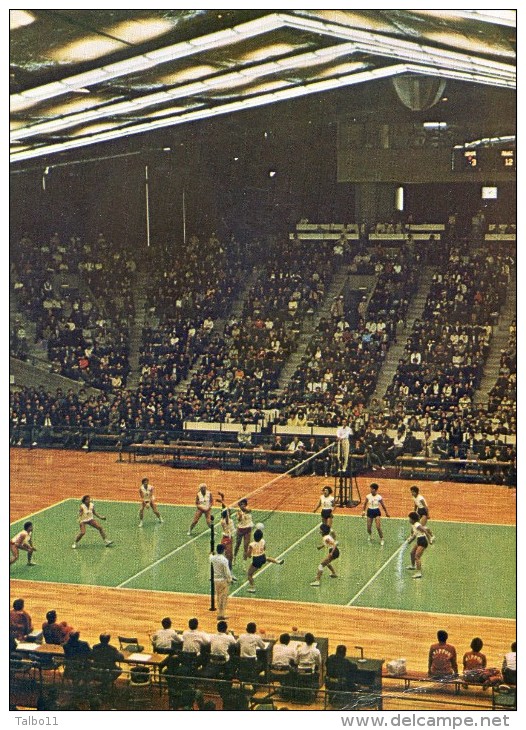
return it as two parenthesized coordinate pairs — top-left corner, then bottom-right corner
(500, 149), (514, 169)
(463, 150), (477, 168)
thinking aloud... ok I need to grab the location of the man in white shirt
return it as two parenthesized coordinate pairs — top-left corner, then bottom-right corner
(152, 617), (182, 653)
(210, 544), (233, 620)
(181, 618), (210, 655)
(238, 622), (265, 659)
(210, 620), (237, 662)
(296, 632), (321, 671)
(272, 633), (297, 668)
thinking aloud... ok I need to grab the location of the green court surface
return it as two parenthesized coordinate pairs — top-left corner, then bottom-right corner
(10, 500), (515, 619)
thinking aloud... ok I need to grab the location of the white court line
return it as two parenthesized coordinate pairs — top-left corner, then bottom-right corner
(346, 542), (407, 607)
(117, 529), (210, 588)
(230, 522), (321, 597)
(10, 497), (73, 526)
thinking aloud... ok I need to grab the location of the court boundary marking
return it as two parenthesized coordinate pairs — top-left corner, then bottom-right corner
(9, 500), (516, 618)
(8, 577), (517, 622)
(10, 498), (517, 530)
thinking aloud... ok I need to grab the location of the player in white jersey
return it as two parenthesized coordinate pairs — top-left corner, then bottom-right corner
(409, 486), (431, 528)
(405, 512), (433, 579)
(313, 486), (335, 528)
(188, 483), (213, 535)
(138, 477), (163, 527)
(72, 495), (113, 548)
(362, 482), (390, 544)
(10, 521), (37, 565)
(234, 498), (254, 560)
(218, 491), (237, 580)
(247, 528), (284, 593)
(310, 523), (339, 586)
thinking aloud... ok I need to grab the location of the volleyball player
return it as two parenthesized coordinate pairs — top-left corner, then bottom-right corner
(405, 511), (433, 579)
(410, 486), (433, 532)
(10, 521), (37, 565)
(310, 523), (339, 586)
(247, 528), (284, 593)
(313, 486), (335, 528)
(218, 491), (237, 580)
(188, 483), (213, 535)
(72, 495), (113, 548)
(138, 477), (163, 527)
(234, 498), (254, 560)
(362, 482), (390, 544)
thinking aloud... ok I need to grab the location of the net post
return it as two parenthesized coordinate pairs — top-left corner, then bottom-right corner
(209, 516), (216, 611)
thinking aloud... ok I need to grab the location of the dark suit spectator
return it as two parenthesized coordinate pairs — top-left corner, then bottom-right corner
(91, 633), (124, 687)
(63, 631), (91, 684)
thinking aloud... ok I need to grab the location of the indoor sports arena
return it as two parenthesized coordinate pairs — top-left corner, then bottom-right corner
(10, 9), (516, 714)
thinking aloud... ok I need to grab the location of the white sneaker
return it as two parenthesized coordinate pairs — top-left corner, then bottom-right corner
(187, 531), (192, 536)
(138, 522), (143, 527)
(412, 573), (422, 579)
(158, 518), (164, 524)
(231, 575), (238, 582)
(380, 539), (385, 546)
(406, 566), (416, 570)
(72, 543), (77, 549)
(310, 581), (321, 586)
(105, 540), (114, 547)
(248, 587), (256, 593)
(429, 536), (435, 544)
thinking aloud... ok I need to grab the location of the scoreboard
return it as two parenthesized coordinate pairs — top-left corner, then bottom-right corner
(455, 146), (515, 172)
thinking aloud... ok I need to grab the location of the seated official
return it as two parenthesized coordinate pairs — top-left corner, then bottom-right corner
(272, 633), (297, 669)
(152, 617), (182, 653)
(182, 617), (210, 654)
(296, 633), (321, 673)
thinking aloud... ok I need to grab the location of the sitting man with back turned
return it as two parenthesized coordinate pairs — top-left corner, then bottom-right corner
(91, 633), (124, 685)
(428, 630), (458, 677)
(152, 617), (182, 654)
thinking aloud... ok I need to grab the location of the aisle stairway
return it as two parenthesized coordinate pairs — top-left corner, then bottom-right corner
(369, 265), (435, 404)
(125, 272), (150, 390)
(174, 263), (264, 394)
(274, 266), (370, 391)
(473, 264), (516, 403)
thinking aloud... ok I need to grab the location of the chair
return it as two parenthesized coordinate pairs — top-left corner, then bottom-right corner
(492, 684), (516, 710)
(174, 651), (200, 677)
(126, 666), (152, 709)
(118, 636), (144, 653)
(237, 657), (260, 683)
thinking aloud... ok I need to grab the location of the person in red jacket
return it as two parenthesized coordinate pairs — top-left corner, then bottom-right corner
(428, 630), (458, 677)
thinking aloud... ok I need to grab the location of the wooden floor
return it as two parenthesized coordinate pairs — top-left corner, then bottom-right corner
(10, 448), (516, 709)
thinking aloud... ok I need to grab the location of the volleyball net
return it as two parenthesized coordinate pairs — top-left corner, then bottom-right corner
(223, 441), (338, 524)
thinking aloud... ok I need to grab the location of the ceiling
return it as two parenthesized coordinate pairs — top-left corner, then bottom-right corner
(10, 9), (516, 165)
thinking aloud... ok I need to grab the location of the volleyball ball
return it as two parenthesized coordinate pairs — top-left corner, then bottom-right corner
(255, 522), (265, 532)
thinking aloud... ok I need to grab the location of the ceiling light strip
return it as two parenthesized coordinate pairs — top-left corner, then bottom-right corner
(11, 42), (360, 142)
(10, 13), (285, 108)
(404, 63), (517, 89)
(10, 64), (408, 163)
(277, 13), (515, 81)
